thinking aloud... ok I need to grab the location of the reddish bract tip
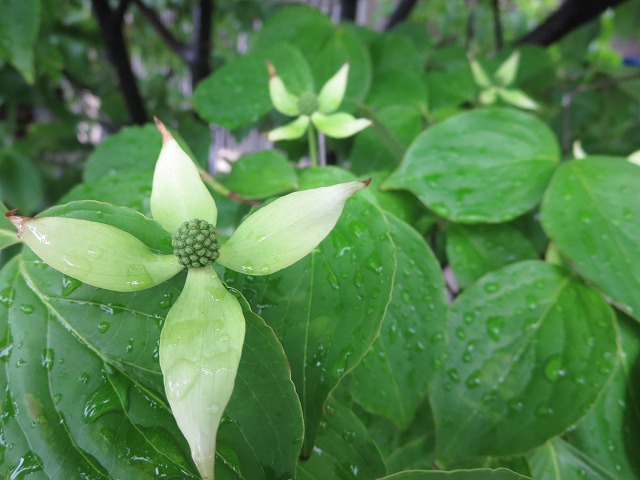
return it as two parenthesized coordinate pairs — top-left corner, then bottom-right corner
(362, 178), (372, 187)
(5, 209), (18, 218)
(154, 116), (174, 143)
(265, 61), (276, 78)
(6, 213), (26, 236)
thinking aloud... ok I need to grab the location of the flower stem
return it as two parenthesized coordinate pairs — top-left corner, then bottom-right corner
(308, 123), (318, 167)
(199, 169), (261, 206)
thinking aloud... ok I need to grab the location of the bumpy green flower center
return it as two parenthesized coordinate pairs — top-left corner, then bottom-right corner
(172, 218), (220, 268)
(297, 91), (319, 116)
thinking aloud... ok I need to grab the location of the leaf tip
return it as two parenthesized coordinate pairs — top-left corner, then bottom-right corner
(266, 60), (276, 78)
(362, 178), (372, 187)
(6, 211), (26, 236)
(154, 116), (174, 143)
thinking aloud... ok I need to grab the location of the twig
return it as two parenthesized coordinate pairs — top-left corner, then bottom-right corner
(131, 0), (189, 60)
(199, 169), (262, 206)
(385, 0), (418, 31)
(491, 0), (503, 52)
(190, 0), (214, 88)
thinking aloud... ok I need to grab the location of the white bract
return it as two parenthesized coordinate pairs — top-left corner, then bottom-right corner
(8, 119), (369, 479)
(266, 62), (371, 141)
(468, 51), (539, 111)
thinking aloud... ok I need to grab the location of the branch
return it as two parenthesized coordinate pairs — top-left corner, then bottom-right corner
(132, 0), (189, 60)
(189, 0), (214, 88)
(385, 0), (418, 31)
(91, 0), (147, 124)
(518, 0), (630, 47)
(491, 0), (503, 51)
(340, 0), (358, 22)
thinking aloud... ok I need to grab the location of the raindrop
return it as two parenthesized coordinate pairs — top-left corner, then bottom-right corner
(126, 264), (153, 291)
(159, 292), (173, 308)
(447, 368), (460, 383)
(462, 311), (475, 324)
(483, 282), (500, 293)
(79, 372), (90, 384)
(544, 355), (566, 382)
(508, 399), (524, 412)
(349, 220), (366, 238)
(97, 321), (110, 334)
(536, 402), (553, 416)
(455, 327), (466, 340)
(465, 370), (482, 389)
(0, 287), (14, 307)
(430, 332), (445, 344)
(19, 304), (35, 314)
(61, 275), (82, 297)
(41, 349), (54, 371)
(486, 316), (505, 341)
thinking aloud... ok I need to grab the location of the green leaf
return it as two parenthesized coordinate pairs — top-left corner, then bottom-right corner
(527, 437), (618, 480)
(83, 124), (161, 183)
(349, 214), (447, 428)
(366, 69), (427, 109)
(0, 201), (20, 251)
(564, 313), (640, 478)
(296, 399), (387, 479)
(0, 0), (40, 83)
(224, 168), (395, 457)
(425, 70), (476, 110)
(383, 108), (560, 223)
(349, 105), (423, 175)
(0, 148), (44, 214)
(369, 32), (424, 74)
(446, 223), (538, 289)
(223, 151), (297, 199)
(431, 260), (618, 459)
(540, 156), (640, 321)
(379, 468), (532, 479)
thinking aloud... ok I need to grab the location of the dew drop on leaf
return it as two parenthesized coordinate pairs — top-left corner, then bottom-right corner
(61, 275), (82, 297)
(19, 304), (35, 314)
(41, 348), (54, 371)
(465, 370), (482, 389)
(486, 316), (505, 341)
(544, 354), (565, 382)
(97, 321), (110, 334)
(159, 292), (173, 308)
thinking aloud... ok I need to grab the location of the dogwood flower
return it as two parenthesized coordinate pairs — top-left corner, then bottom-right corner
(468, 50), (539, 110)
(7, 119), (369, 479)
(266, 62), (372, 141)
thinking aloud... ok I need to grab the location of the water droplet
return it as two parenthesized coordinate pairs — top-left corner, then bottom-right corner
(430, 332), (445, 344)
(8, 451), (43, 478)
(126, 264), (153, 291)
(483, 282), (500, 293)
(79, 372), (90, 384)
(61, 275), (82, 296)
(579, 211), (592, 224)
(41, 349), (54, 371)
(486, 316), (505, 341)
(465, 370), (482, 389)
(508, 399), (524, 412)
(165, 359), (198, 401)
(98, 321), (110, 334)
(544, 354), (566, 382)
(536, 402), (553, 416)
(19, 304), (35, 314)
(0, 287), (14, 307)
(455, 326), (466, 340)
(447, 368), (460, 383)
(83, 382), (121, 423)
(462, 311), (476, 324)
(159, 292), (173, 308)
(125, 339), (134, 353)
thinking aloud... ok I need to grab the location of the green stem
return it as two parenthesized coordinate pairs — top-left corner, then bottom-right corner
(198, 169), (261, 206)
(308, 123), (318, 167)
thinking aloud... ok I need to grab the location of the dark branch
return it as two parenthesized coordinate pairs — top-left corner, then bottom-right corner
(491, 0), (503, 51)
(91, 0), (147, 124)
(340, 0), (358, 22)
(518, 0), (630, 46)
(132, 0), (189, 60)
(385, 0), (418, 31)
(189, 0), (214, 88)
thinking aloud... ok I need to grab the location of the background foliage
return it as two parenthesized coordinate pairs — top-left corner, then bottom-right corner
(1, 0), (640, 479)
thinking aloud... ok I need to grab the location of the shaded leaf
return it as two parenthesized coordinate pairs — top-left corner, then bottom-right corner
(0, 0), (40, 82)
(431, 261), (618, 459)
(383, 108), (559, 223)
(0, 201), (20, 251)
(224, 151), (298, 199)
(379, 468), (532, 479)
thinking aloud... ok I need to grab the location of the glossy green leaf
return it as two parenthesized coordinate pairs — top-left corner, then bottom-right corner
(0, 0), (40, 82)
(366, 69), (428, 110)
(224, 168), (395, 456)
(223, 151), (297, 200)
(83, 124), (160, 183)
(540, 156), (640, 321)
(446, 223), (538, 289)
(383, 108), (560, 223)
(380, 468), (532, 479)
(527, 437), (618, 480)
(564, 313), (640, 478)
(369, 32), (424, 74)
(296, 399), (387, 479)
(425, 71), (476, 110)
(349, 214), (447, 428)
(0, 148), (44, 214)
(431, 261), (618, 459)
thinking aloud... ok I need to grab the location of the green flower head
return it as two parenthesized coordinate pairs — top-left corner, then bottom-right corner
(266, 62), (372, 141)
(7, 118), (369, 479)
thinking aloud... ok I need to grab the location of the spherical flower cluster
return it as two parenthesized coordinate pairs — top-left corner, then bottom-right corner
(172, 218), (220, 268)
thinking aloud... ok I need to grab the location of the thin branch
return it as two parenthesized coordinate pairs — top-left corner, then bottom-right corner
(340, 0), (358, 22)
(385, 0), (418, 31)
(199, 169), (261, 206)
(190, 0), (214, 88)
(132, 0), (189, 60)
(518, 0), (630, 47)
(91, 0), (147, 124)
(491, 0), (503, 51)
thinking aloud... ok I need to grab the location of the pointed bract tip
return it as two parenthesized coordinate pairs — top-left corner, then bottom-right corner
(154, 116), (174, 143)
(6, 213), (26, 236)
(5, 209), (18, 218)
(362, 178), (372, 187)
(266, 61), (276, 78)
